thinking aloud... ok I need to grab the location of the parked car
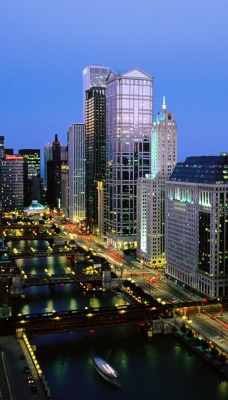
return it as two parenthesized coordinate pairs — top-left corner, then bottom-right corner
(27, 375), (34, 385)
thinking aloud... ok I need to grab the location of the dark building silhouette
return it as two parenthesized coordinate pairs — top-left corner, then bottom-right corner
(18, 149), (43, 206)
(85, 87), (106, 232)
(46, 134), (62, 210)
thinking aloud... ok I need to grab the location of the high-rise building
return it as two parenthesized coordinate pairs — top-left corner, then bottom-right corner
(166, 155), (228, 298)
(68, 124), (85, 223)
(18, 149), (42, 206)
(44, 143), (52, 188)
(46, 134), (62, 210)
(0, 154), (26, 212)
(85, 87), (106, 235)
(18, 149), (41, 177)
(82, 65), (111, 122)
(105, 68), (153, 249)
(0, 136), (4, 160)
(61, 161), (69, 218)
(44, 142), (67, 188)
(137, 98), (177, 267)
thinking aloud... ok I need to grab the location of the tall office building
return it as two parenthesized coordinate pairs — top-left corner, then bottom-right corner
(19, 149), (41, 177)
(61, 161), (69, 218)
(0, 154), (26, 212)
(44, 143), (52, 188)
(85, 87), (106, 235)
(0, 136), (5, 160)
(137, 98), (177, 267)
(46, 134), (62, 210)
(68, 124), (85, 223)
(106, 68), (153, 249)
(82, 65), (111, 122)
(44, 142), (67, 188)
(19, 149), (42, 205)
(166, 155), (228, 298)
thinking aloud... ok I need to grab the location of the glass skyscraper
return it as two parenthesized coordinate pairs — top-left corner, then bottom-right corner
(82, 65), (111, 122)
(105, 68), (153, 249)
(68, 124), (85, 224)
(85, 87), (106, 235)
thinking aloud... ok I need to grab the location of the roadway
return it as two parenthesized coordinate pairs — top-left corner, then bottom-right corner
(61, 228), (228, 355)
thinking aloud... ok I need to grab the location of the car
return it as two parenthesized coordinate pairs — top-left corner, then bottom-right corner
(20, 354), (25, 360)
(24, 366), (30, 374)
(27, 376), (34, 385)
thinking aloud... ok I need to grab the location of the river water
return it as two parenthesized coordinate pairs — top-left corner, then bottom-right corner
(10, 240), (228, 400)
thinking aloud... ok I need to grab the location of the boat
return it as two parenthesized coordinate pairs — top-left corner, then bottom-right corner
(93, 356), (121, 388)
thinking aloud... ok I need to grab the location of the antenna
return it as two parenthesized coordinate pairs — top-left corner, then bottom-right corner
(162, 96), (166, 110)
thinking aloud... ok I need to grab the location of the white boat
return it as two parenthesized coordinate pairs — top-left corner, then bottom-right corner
(93, 356), (121, 388)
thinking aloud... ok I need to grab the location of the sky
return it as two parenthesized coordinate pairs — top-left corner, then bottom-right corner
(0, 0), (228, 168)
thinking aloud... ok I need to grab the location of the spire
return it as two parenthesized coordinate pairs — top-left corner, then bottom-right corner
(162, 96), (166, 110)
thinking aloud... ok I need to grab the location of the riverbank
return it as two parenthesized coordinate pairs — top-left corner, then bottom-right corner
(172, 325), (228, 380)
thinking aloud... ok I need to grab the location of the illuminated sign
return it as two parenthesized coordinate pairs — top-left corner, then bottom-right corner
(5, 155), (24, 160)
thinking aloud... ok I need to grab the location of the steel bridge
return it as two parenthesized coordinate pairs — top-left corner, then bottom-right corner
(22, 273), (102, 287)
(0, 303), (172, 336)
(9, 248), (75, 259)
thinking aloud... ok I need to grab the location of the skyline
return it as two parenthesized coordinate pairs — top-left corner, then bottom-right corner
(1, 1), (228, 162)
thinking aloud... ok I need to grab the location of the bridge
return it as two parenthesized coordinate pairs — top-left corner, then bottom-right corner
(0, 303), (173, 336)
(9, 248), (76, 259)
(22, 273), (103, 287)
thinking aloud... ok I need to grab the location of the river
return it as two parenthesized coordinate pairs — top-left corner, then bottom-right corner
(9, 240), (228, 400)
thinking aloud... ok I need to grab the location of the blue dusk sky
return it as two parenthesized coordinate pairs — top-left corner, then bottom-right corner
(0, 0), (228, 165)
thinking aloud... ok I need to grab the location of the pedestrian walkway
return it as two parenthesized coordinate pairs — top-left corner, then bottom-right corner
(0, 335), (51, 400)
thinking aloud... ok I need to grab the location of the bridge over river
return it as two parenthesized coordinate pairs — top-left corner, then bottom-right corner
(0, 303), (173, 336)
(21, 272), (103, 287)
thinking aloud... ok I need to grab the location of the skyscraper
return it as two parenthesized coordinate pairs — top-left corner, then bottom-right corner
(82, 65), (111, 122)
(137, 98), (177, 267)
(18, 149), (41, 177)
(0, 136), (5, 160)
(44, 142), (67, 188)
(18, 148), (42, 205)
(166, 155), (228, 298)
(0, 154), (26, 212)
(105, 68), (153, 249)
(46, 134), (62, 210)
(85, 86), (106, 235)
(44, 143), (52, 188)
(68, 124), (85, 223)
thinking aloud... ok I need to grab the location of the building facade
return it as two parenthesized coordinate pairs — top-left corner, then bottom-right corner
(85, 86), (106, 236)
(46, 134), (62, 211)
(68, 124), (85, 223)
(19, 149), (41, 177)
(0, 154), (26, 212)
(105, 68), (153, 249)
(166, 156), (228, 298)
(137, 98), (177, 267)
(83, 64), (111, 122)
(19, 149), (42, 205)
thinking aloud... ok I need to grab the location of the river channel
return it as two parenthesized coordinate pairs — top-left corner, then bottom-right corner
(8, 240), (228, 400)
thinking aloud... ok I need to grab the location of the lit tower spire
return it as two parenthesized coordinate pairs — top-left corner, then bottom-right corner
(162, 96), (166, 110)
